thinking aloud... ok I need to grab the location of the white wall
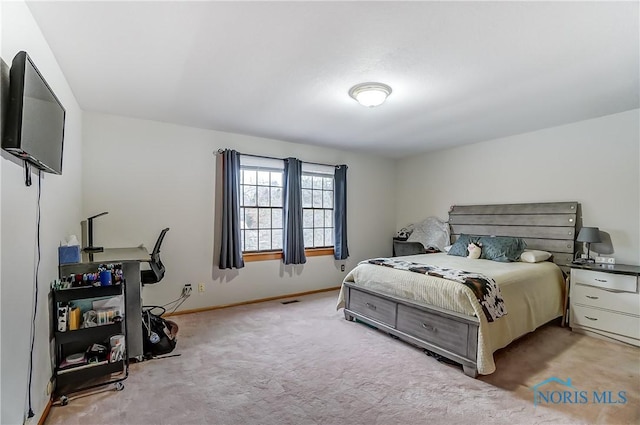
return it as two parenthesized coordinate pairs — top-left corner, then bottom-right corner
(1, 1), (83, 424)
(396, 109), (640, 266)
(82, 112), (397, 311)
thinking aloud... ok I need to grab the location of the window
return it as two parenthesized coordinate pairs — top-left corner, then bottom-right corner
(239, 164), (284, 252)
(301, 172), (334, 248)
(239, 156), (335, 257)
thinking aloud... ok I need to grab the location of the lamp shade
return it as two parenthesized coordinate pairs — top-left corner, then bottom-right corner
(576, 227), (601, 243)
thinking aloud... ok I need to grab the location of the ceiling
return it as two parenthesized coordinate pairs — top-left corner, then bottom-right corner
(25, 1), (639, 158)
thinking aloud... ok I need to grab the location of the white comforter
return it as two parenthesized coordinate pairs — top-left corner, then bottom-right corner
(337, 253), (564, 375)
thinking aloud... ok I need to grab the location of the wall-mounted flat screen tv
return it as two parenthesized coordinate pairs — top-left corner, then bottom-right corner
(2, 51), (66, 174)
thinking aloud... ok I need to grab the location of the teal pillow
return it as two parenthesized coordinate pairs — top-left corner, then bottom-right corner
(479, 236), (527, 262)
(447, 234), (481, 257)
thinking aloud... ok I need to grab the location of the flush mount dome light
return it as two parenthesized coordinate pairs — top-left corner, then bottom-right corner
(348, 82), (392, 107)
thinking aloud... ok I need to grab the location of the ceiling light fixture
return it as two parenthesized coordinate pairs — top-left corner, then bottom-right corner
(348, 82), (392, 107)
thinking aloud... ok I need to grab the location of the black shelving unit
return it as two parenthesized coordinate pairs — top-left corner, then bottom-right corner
(52, 281), (128, 404)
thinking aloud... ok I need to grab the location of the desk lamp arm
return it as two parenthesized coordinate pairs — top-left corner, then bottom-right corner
(84, 212), (108, 253)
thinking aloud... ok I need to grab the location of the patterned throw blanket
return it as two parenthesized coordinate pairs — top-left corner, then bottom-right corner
(364, 258), (507, 322)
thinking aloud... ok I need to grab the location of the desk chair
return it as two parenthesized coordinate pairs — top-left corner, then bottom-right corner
(141, 228), (170, 286)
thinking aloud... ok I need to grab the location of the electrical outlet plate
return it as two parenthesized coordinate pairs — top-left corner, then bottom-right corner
(595, 256), (615, 264)
(198, 283), (205, 292)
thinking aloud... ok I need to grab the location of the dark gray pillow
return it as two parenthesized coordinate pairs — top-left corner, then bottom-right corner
(479, 236), (527, 262)
(447, 234), (481, 257)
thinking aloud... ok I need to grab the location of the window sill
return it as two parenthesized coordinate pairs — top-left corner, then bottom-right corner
(243, 248), (334, 263)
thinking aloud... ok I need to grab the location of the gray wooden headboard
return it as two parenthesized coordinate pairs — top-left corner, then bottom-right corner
(448, 202), (578, 267)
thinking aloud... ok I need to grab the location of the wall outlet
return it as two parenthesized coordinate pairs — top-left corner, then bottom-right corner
(341, 264), (345, 272)
(46, 379), (53, 396)
(596, 256), (616, 264)
(198, 283), (205, 293)
(182, 284), (192, 296)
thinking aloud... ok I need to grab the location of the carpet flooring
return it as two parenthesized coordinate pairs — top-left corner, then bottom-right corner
(45, 290), (639, 425)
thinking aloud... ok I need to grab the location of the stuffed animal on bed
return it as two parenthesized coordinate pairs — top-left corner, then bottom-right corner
(467, 242), (482, 259)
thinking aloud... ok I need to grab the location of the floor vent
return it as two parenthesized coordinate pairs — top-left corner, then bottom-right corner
(281, 300), (300, 305)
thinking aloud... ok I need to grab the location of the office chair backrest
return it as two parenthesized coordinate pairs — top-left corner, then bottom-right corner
(150, 227), (170, 262)
(142, 227), (170, 285)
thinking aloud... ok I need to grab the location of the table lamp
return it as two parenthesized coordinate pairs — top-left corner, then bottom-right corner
(576, 227), (601, 264)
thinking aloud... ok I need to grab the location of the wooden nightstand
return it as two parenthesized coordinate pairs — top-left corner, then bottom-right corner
(568, 263), (640, 347)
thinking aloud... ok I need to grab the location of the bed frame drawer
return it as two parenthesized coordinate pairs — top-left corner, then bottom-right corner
(349, 289), (397, 326)
(396, 304), (470, 357)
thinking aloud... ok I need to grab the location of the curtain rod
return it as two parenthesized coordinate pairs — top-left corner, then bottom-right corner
(215, 149), (343, 169)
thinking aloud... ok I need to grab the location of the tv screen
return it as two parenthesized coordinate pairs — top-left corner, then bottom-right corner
(2, 51), (65, 174)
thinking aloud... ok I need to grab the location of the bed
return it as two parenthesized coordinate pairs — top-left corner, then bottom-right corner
(337, 202), (578, 377)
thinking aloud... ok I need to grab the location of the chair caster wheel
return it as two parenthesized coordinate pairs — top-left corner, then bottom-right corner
(60, 395), (69, 406)
(115, 382), (124, 391)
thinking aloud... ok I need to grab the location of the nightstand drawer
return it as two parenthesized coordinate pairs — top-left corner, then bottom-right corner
(572, 269), (637, 292)
(571, 305), (640, 340)
(572, 284), (640, 316)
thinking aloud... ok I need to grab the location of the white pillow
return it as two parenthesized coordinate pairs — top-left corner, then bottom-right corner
(520, 250), (552, 263)
(443, 245), (452, 253)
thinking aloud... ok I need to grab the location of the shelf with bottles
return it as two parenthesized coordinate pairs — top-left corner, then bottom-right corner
(55, 293), (124, 331)
(54, 263), (124, 301)
(54, 284), (123, 303)
(54, 263), (125, 334)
